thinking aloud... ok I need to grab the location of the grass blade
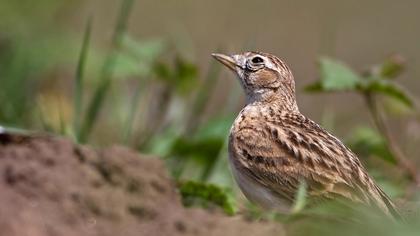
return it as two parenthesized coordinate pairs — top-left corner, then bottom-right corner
(79, 0), (135, 142)
(291, 181), (307, 214)
(74, 17), (92, 142)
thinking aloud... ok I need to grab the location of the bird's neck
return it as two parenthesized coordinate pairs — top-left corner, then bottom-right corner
(245, 88), (299, 113)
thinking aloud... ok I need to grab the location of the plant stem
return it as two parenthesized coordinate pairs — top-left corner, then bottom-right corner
(364, 92), (420, 185)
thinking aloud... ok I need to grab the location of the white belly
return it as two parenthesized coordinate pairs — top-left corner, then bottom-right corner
(229, 156), (291, 213)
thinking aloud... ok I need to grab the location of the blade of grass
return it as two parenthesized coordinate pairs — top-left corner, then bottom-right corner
(74, 17), (92, 142)
(291, 181), (307, 214)
(79, 0), (135, 143)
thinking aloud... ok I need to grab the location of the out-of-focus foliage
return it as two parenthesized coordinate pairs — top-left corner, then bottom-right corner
(306, 57), (361, 91)
(0, 33), (80, 127)
(348, 126), (395, 164)
(178, 180), (237, 215)
(346, 126), (407, 198)
(359, 78), (413, 107)
(306, 57), (413, 107)
(114, 36), (165, 78)
(154, 56), (198, 95)
(305, 55), (420, 187)
(78, 0), (136, 143)
(370, 54), (406, 79)
(149, 116), (234, 182)
(287, 200), (420, 236)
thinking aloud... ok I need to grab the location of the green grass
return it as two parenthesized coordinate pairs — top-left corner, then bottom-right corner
(78, 0), (135, 143)
(74, 17), (92, 142)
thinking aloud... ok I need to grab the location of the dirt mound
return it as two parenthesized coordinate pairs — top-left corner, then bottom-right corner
(0, 133), (284, 236)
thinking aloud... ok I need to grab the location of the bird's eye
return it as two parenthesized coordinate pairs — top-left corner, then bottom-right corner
(251, 56), (264, 64)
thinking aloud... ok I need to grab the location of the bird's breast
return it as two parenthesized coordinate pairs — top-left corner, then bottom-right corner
(227, 147), (292, 212)
(228, 126), (292, 212)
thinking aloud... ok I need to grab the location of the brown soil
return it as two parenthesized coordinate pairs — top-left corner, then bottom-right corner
(0, 133), (284, 236)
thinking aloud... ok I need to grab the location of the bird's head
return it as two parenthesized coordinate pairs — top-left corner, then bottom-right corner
(212, 51), (297, 109)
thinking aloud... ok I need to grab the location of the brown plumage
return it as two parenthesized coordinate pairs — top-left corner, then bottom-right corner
(212, 51), (399, 218)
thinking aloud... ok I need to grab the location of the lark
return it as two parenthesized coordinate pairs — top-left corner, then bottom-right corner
(212, 51), (399, 218)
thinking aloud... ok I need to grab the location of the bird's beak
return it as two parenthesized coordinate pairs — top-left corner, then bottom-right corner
(211, 53), (238, 72)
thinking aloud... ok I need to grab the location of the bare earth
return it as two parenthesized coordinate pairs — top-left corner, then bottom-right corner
(0, 133), (284, 236)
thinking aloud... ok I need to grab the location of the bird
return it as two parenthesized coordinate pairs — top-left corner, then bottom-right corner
(211, 51), (400, 218)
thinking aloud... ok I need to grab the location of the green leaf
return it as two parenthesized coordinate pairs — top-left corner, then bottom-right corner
(306, 57), (362, 92)
(358, 78), (413, 108)
(178, 180), (237, 215)
(154, 56), (198, 95)
(174, 57), (198, 94)
(305, 57), (362, 92)
(347, 126), (396, 164)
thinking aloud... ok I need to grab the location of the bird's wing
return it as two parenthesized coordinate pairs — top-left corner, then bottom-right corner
(230, 113), (399, 217)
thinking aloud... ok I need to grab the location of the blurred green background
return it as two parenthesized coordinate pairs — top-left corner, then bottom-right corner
(1, 0), (420, 234)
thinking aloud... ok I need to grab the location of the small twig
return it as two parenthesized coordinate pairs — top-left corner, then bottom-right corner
(364, 92), (420, 185)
